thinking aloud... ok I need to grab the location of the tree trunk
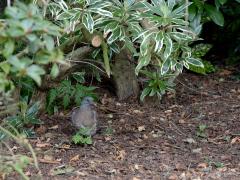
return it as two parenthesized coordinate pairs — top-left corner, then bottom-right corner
(112, 48), (139, 100)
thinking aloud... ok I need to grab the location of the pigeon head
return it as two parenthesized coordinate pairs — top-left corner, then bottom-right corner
(81, 96), (95, 106)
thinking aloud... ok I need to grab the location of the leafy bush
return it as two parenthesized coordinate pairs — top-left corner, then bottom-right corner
(47, 0), (206, 100)
(0, 1), (64, 93)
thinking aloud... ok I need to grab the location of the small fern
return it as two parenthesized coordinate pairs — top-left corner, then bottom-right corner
(46, 80), (97, 114)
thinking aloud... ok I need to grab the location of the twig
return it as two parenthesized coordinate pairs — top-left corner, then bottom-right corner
(67, 59), (106, 74)
(169, 121), (185, 136)
(38, 158), (61, 164)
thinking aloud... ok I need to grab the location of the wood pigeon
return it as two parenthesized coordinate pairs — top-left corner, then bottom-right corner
(71, 97), (97, 136)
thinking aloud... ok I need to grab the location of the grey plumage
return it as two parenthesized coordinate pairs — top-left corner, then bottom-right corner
(71, 97), (97, 136)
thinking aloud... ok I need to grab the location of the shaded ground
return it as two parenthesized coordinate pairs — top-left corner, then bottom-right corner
(8, 70), (240, 179)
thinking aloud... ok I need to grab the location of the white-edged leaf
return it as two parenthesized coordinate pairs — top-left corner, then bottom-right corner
(161, 59), (171, 75)
(107, 27), (122, 44)
(104, 21), (118, 34)
(170, 32), (192, 42)
(135, 53), (151, 75)
(185, 58), (204, 67)
(163, 34), (173, 60)
(89, 8), (113, 17)
(154, 32), (164, 53)
(140, 33), (152, 56)
(82, 12), (94, 33)
(133, 30), (150, 42)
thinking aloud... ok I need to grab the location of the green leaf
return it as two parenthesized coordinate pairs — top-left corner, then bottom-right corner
(218, 0), (228, 5)
(63, 95), (70, 109)
(140, 87), (151, 101)
(44, 35), (55, 51)
(0, 61), (11, 74)
(72, 134), (84, 144)
(140, 33), (152, 56)
(163, 34), (173, 60)
(185, 58), (204, 68)
(205, 4), (224, 26)
(50, 63), (59, 78)
(82, 12), (94, 33)
(26, 65), (45, 86)
(3, 40), (15, 58)
(161, 59), (171, 75)
(85, 136), (93, 144)
(47, 89), (57, 108)
(104, 21), (118, 34)
(107, 27), (122, 44)
(154, 32), (164, 53)
(135, 53), (151, 75)
(90, 8), (113, 17)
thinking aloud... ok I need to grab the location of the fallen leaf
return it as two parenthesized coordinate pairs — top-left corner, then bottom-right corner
(75, 171), (86, 176)
(62, 144), (71, 149)
(11, 146), (18, 152)
(107, 114), (113, 118)
(175, 163), (186, 171)
(36, 143), (51, 148)
(36, 125), (47, 134)
(70, 155), (80, 163)
(197, 163), (208, 168)
(119, 119), (125, 123)
(116, 150), (126, 161)
(25, 171), (31, 177)
(183, 138), (196, 144)
(143, 134), (148, 139)
(138, 126), (145, 132)
(115, 102), (121, 106)
(133, 110), (142, 114)
(168, 174), (178, 180)
(178, 119), (186, 124)
(192, 148), (202, 154)
(134, 164), (139, 170)
(231, 137), (240, 144)
(105, 136), (111, 141)
(44, 154), (54, 161)
(132, 177), (141, 180)
(48, 125), (58, 130)
(164, 110), (172, 114)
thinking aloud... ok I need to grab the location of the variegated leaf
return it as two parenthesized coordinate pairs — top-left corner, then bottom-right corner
(163, 34), (173, 60)
(82, 12), (94, 33)
(161, 59), (171, 75)
(135, 53), (151, 75)
(185, 58), (204, 68)
(154, 31), (164, 53)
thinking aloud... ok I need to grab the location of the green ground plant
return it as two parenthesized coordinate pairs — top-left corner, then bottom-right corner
(72, 127), (93, 145)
